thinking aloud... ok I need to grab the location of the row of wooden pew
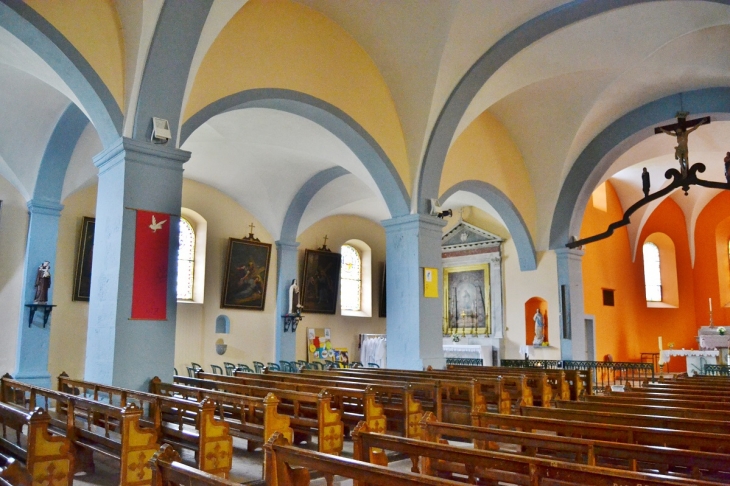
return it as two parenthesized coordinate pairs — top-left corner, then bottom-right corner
(4, 365), (729, 485)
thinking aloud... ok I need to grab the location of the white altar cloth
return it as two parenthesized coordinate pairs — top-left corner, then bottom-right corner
(660, 349), (719, 376)
(443, 344), (492, 366)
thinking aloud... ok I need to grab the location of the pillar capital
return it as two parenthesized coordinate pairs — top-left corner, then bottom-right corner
(275, 240), (301, 252)
(93, 137), (190, 174)
(26, 198), (63, 216)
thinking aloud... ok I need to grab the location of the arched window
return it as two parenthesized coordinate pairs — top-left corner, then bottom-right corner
(643, 242), (662, 302)
(340, 244), (362, 311)
(177, 217), (195, 300)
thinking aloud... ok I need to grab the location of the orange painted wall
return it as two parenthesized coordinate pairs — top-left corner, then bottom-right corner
(581, 183), (697, 372)
(693, 191), (730, 328)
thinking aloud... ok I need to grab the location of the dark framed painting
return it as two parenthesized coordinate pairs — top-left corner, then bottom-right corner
(301, 249), (341, 314)
(221, 237), (272, 310)
(378, 263), (386, 318)
(72, 217), (95, 301)
(443, 263), (491, 336)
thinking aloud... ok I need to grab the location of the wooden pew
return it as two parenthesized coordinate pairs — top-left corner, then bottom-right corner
(223, 370), (426, 438)
(56, 374), (233, 478)
(0, 403), (74, 486)
(149, 444), (242, 486)
(0, 453), (32, 486)
(264, 432), (464, 486)
(149, 377), (293, 453)
(161, 377), (344, 456)
(2, 376), (159, 486)
(296, 368), (520, 419)
(472, 410), (730, 454)
(420, 412), (730, 482)
(452, 364), (594, 398)
(608, 389), (730, 404)
(519, 405), (730, 435)
(308, 367), (540, 408)
(555, 399), (730, 422)
(589, 393), (730, 411)
(351, 421), (718, 486)
(182, 372), (386, 437)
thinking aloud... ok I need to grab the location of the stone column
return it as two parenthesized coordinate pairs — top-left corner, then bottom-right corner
(556, 248), (586, 361)
(275, 240), (300, 362)
(382, 214), (446, 369)
(84, 138), (189, 391)
(14, 199), (63, 387)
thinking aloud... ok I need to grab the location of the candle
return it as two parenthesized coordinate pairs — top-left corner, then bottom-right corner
(710, 298), (713, 312)
(658, 336), (662, 351)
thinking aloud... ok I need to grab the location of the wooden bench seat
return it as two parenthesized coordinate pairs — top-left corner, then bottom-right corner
(455, 364), (594, 398)
(519, 405), (730, 435)
(0, 402), (74, 486)
(56, 374), (233, 478)
(589, 393), (730, 411)
(472, 410), (730, 454)
(2, 376), (159, 486)
(317, 366), (537, 409)
(149, 444), (243, 486)
(351, 421), (718, 486)
(420, 412), (730, 482)
(610, 389), (730, 403)
(184, 372), (386, 437)
(0, 453), (32, 486)
(264, 432), (464, 486)
(163, 377), (344, 456)
(223, 370), (425, 438)
(556, 399), (730, 422)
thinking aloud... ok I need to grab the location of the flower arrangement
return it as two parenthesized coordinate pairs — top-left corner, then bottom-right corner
(719, 327), (726, 336)
(541, 341), (549, 347)
(668, 342), (674, 349)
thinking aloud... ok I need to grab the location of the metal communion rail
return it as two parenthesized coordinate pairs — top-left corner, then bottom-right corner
(500, 359), (656, 390)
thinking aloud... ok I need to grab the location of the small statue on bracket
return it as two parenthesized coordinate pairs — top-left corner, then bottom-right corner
(34, 261), (51, 303)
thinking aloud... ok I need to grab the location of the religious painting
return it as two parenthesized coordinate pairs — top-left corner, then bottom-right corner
(301, 249), (341, 314)
(443, 263), (490, 336)
(221, 237), (272, 310)
(72, 216), (95, 301)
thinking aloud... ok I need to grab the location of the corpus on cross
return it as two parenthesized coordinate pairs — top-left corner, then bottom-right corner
(654, 112), (710, 178)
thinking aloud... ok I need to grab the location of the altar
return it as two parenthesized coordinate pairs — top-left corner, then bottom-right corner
(660, 349), (719, 376)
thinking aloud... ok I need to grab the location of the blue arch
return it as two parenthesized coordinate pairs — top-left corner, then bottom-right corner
(181, 88), (410, 218)
(417, 0), (730, 213)
(0, 0), (121, 147)
(441, 180), (537, 271)
(280, 167), (349, 242)
(133, 0), (213, 145)
(34, 103), (89, 203)
(550, 87), (730, 249)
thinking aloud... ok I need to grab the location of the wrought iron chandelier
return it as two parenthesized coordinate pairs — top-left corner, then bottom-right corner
(567, 112), (730, 249)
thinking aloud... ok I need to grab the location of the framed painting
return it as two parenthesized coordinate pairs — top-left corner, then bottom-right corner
(443, 263), (491, 336)
(301, 249), (341, 314)
(221, 237), (272, 310)
(378, 263), (386, 318)
(72, 217), (95, 301)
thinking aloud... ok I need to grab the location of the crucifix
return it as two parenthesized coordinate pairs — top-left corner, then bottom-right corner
(318, 235), (331, 252)
(243, 222), (260, 242)
(654, 112), (710, 178)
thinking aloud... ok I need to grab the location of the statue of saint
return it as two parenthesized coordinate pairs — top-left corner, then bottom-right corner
(533, 309), (544, 346)
(288, 279), (302, 314)
(34, 261), (51, 303)
(641, 167), (650, 197)
(724, 152), (730, 184)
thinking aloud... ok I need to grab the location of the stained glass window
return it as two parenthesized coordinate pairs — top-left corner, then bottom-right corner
(177, 218), (195, 300)
(643, 242), (662, 302)
(340, 244), (361, 311)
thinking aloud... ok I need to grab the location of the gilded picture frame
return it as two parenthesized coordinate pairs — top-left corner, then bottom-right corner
(443, 263), (490, 335)
(221, 237), (272, 310)
(72, 216), (95, 301)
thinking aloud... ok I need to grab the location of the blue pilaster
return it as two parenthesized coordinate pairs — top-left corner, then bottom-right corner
(14, 199), (63, 387)
(556, 248), (586, 361)
(84, 137), (189, 391)
(275, 240), (300, 361)
(382, 214), (446, 370)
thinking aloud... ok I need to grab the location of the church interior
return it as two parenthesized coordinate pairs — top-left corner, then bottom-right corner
(3, 1), (730, 484)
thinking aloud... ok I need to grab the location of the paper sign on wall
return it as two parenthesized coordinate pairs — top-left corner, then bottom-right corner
(423, 267), (438, 298)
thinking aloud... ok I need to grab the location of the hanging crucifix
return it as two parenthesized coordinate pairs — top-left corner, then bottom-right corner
(567, 112), (730, 249)
(654, 112), (710, 178)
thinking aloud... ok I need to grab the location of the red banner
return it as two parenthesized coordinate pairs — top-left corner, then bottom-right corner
(131, 210), (170, 320)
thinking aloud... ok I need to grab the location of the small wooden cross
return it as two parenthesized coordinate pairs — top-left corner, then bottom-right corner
(249, 222), (255, 234)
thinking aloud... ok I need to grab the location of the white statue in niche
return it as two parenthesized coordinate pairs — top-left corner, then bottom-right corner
(288, 279), (302, 314)
(533, 308), (544, 346)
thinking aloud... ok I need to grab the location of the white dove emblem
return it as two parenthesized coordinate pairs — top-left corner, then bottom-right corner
(149, 215), (167, 232)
